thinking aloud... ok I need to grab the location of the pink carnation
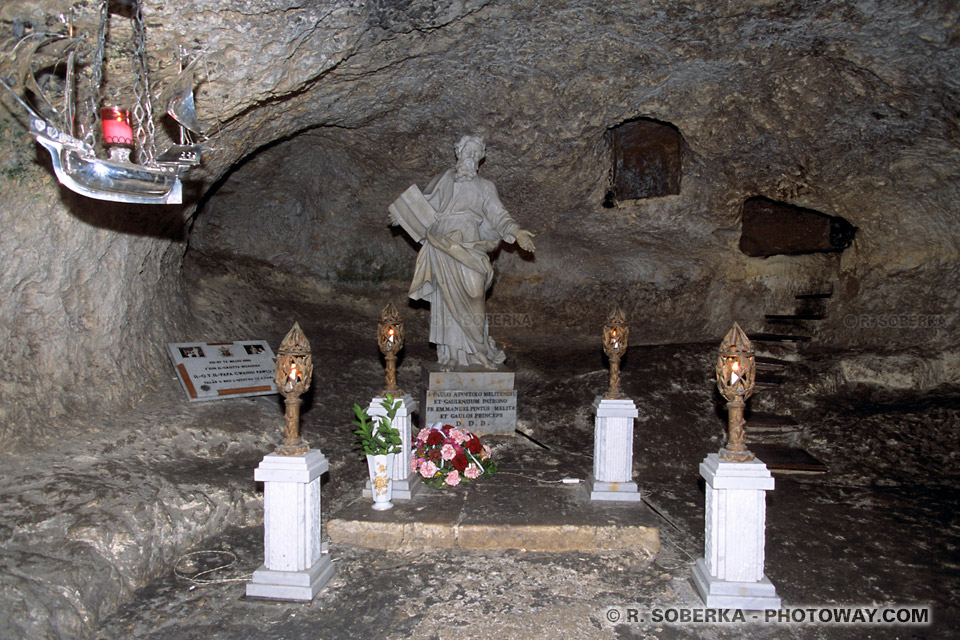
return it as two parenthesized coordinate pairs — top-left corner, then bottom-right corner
(464, 464), (481, 480)
(416, 429), (428, 444)
(441, 443), (457, 461)
(411, 457), (422, 473)
(445, 470), (461, 486)
(419, 460), (438, 478)
(448, 429), (465, 444)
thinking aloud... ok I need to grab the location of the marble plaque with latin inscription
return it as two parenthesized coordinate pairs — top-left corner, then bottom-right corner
(422, 364), (517, 435)
(168, 340), (277, 402)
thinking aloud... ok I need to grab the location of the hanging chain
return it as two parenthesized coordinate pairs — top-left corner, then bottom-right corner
(131, 0), (157, 165)
(61, 10), (75, 135)
(84, 0), (108, 148)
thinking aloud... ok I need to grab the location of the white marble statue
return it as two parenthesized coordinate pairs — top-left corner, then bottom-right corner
(389, 135), (535, 369)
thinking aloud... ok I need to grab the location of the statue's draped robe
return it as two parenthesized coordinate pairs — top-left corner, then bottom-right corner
(409, 169), (520, 367)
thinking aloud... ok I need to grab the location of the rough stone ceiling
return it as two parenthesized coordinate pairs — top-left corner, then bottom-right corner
(176, 0), (959, 334)
(8, 0), (956, 263)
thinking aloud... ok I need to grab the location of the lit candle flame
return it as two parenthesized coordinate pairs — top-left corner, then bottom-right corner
(289, 363), (297, 382)
(730, 360), (739, 385)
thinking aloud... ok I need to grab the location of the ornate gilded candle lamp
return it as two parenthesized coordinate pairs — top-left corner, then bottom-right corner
(602, 306), (629, 399)
(378, 303), (404, 396)
(715, 323), (756, 462)
(274, 322), (313, 455)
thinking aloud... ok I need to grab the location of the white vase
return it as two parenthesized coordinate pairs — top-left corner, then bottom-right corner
(367, 453), (394, 510)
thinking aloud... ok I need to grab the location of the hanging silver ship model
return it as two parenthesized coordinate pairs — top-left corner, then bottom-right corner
(1, 0), (204, 204)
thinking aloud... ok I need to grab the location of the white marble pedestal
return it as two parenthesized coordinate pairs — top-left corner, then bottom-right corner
(692, 453), (781, 610)
(586, 396), (642, 502)
(246, 450), (336, 601)
(362, 395), (422, 500)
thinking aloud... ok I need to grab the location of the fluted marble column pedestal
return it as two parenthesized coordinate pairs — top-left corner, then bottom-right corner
(586, 396), (642, 502)
(362, 395), (422, 500)
(692, 453), (781, 610)
(246, 450), (336, 601)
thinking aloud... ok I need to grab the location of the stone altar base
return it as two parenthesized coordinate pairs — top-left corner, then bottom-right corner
(329, 476), (659, 554)
(362, 395), (422, 500)
(246, 450), (336, 602)
(692, 453), (781, 610)
(587, 396), (642, 502)
(421, 363), (517, 435)
(329, 435), (658, 554)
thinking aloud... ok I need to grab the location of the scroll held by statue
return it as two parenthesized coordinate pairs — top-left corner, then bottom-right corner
(388, 184), (436, 244)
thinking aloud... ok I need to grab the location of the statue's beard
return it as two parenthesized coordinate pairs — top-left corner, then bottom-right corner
(455, 162), (478, 181)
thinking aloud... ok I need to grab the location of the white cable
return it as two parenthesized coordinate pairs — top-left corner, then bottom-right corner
(174, 550), (250, 585)
(495, 472), (583, 485)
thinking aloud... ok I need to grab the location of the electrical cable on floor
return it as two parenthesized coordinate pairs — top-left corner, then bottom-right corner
(495, 471), (584, 485)
(514, 428), (550, 449)
(174, 550), (250, 585)
(640, 494), (683, 532)
(656, 528), (697, 566)
(512, 428), (594, 460)
(641, 493), (698, 565)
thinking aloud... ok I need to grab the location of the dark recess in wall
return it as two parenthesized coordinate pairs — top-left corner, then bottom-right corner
(604, 118), (682, 207)
(739, 196), (857, 257)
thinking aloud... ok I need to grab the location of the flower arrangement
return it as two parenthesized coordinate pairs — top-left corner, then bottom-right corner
(412, 423), (497, 488)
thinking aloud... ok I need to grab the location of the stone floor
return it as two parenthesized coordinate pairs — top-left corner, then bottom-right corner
(1, 257), (957, 639)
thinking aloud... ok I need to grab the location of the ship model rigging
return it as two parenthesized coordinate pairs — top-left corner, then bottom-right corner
(1, 0), (205, 204)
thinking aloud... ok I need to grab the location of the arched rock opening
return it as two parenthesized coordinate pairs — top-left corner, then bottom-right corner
(604, 118), (683, 206)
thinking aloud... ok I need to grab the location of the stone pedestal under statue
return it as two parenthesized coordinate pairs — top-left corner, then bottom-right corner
(246, 450), (336, 601)
(362, 394), (421, 500)
(586, 396), (642, 502)
(421, 364), (517, 436)
(692, 453), (781, 610)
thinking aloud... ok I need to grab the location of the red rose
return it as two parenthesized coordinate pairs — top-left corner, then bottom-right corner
(452, 452), (469, 471)
(426, 431), (444, 446)
(465, 436), (482, 454)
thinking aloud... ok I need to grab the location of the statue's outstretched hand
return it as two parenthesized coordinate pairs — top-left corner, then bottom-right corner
(515, 229), (536, 253)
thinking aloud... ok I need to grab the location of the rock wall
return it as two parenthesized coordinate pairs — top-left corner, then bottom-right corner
(0, 125), (191, 450)
(191, 0), (960, 351)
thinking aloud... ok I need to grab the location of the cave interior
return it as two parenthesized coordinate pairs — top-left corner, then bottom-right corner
(0, 1), (958, 638)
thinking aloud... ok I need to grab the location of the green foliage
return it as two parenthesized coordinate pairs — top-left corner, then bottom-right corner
(352, 394), (403, 456)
